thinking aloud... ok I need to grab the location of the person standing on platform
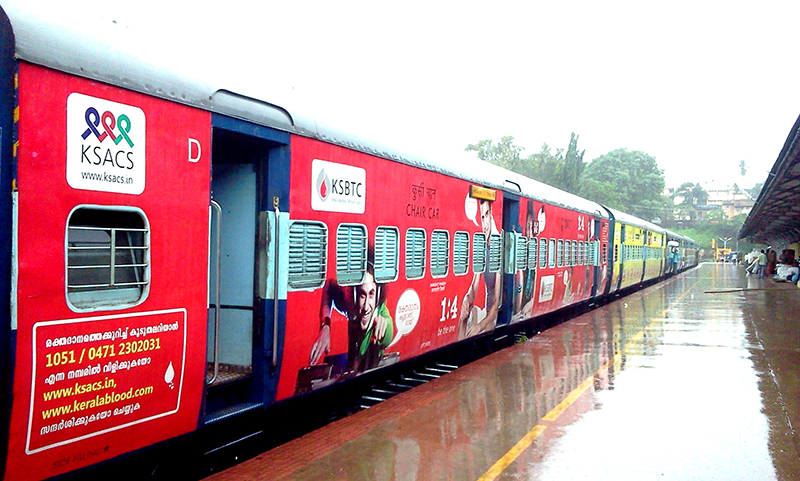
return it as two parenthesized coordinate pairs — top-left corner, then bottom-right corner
(766, 249), (777, 276)
(757, 249), (768, 278)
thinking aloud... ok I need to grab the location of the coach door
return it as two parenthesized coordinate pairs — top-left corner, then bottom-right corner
(204, 118), (290, 424)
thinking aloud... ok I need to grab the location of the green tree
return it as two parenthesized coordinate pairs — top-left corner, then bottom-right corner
(558, 132), (585, 194)
(526, 143), (563, 187)
(673, 182), (709, 221)
(747, 182), (763, 200)
(465, 136), (527, 174)
(579, 148), (667, 221)
(466, 134), (586, 195)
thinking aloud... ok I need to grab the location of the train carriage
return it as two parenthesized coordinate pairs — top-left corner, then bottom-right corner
(605, 208), (668, 292)
(0, 5), (696, 480)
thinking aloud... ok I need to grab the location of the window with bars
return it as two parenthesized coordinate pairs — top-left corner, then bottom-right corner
(488, 233), (502, 273)
(528, 237), (537, 270)
(67, 207), (149, 310)
(288, 220), (328, 290)
(473, 232), (487, 273)
(515, 235), (528, 270)
(454, 231), (470, 275)
(375, 226), (399, 282)
(539, 238), (548, 269)
(573, 241), (578, 266)
(557, 239), (564, 267)
(405, 228), (426, 279)
(430, 230), (450, 278)
(548, 239), (556, 268)
(336, 224), (367, 285)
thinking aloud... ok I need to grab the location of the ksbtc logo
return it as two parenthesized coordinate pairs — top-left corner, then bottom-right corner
(66, 93), (146, 195)
(311, 159), (366, 214)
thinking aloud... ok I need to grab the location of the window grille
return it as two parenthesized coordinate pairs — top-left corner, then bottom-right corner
(288, 220), (328, 289)
(454, 231), (470, 275)
(528, 237), (537, 270)
(336, 224), (367, 285)
(67, 207), (149, 310)
(515, 235), (528, 270)
(539, 238), (548, 269)
(473, 233), (487, 273)
(375, 226), (399, 282)
(405, 228), (426, 279)
(488, 234), (502, 273)
(430, 230), (450, 278)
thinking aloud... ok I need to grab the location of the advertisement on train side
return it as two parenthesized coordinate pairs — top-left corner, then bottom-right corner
(507, 199), (598, 324)
(7, 64), (211, 480)
(280, 136), (506, 399)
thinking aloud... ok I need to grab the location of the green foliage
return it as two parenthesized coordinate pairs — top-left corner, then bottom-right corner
(673, 213), (757, 258)
(672, 182), (709, 221)
(579, 149), (667, 222)
(465, 134), (586, 195)
(747, 182), (763, 200)
(465, 136), (526, 174)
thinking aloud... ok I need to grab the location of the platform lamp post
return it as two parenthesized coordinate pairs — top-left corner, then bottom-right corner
(719, 237), (732, 262)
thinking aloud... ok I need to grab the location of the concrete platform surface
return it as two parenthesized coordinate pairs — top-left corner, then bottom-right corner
(207, 263), (800, 480)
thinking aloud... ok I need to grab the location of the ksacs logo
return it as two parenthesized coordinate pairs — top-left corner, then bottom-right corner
(67, 93), (146, 195)
(311, 159), (366, 214)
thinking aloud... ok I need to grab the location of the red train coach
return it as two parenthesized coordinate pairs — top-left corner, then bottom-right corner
(0, 5), (692, 480)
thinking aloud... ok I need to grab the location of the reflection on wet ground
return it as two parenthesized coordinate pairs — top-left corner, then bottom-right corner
(209, 263), (800, 480)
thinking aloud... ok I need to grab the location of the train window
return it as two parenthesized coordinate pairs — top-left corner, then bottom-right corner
(614, 244), (619, 263)
(66, 206), (149, 311)
(431, 230), (450, 278)
(557, 239), (564, 267)
(571, 241), (576, 266)
(405, 228), (427, 280)
(515, 235), (528, 271)
(375, 226), (399, 283)
(288, 220), (328, 290)
(336, 223), (368, 286)
(453, 231), (470, 276)
(488, 234), (502, 273)
(548, 239), (555, 268)
(539, 239), (547, 269)
(528, 237), (537, 270)
(602, 242), (607, 265)
(473, 232), (487, 273)
(578, 241), (584, 265)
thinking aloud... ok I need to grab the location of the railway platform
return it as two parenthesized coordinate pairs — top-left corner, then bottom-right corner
(207, 263), (800, 480)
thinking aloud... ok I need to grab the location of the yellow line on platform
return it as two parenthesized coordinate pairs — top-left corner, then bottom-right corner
(542, 376), (594, 422)
(477, 425), (547, 481)
(477, 277), (702, 481)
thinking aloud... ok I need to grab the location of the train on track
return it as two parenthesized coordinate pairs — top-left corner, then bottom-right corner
(0, 4), (698, 480)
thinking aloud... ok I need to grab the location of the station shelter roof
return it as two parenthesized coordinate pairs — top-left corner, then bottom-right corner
(739, 113), (800, 244)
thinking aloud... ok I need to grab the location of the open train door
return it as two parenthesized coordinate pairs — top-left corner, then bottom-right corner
(203, 116), (290, 428)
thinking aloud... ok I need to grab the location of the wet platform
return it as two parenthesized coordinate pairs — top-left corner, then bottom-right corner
(208, 263), (800, 480)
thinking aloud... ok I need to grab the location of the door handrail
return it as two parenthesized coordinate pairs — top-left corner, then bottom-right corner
(272, 197), (280, 367)
(207, 200), (222, 385)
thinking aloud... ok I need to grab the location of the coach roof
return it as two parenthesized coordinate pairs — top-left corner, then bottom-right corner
(3, 3), (606, 217)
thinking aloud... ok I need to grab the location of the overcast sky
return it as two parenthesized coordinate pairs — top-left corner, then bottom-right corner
(18, 1), (800, 190)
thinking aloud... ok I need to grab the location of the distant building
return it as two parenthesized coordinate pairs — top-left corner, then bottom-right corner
(666, 181), (755, 222)
(702, 181), (755, 219)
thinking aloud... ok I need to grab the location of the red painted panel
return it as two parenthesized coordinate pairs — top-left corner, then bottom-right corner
(6, 64), (211, 481)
